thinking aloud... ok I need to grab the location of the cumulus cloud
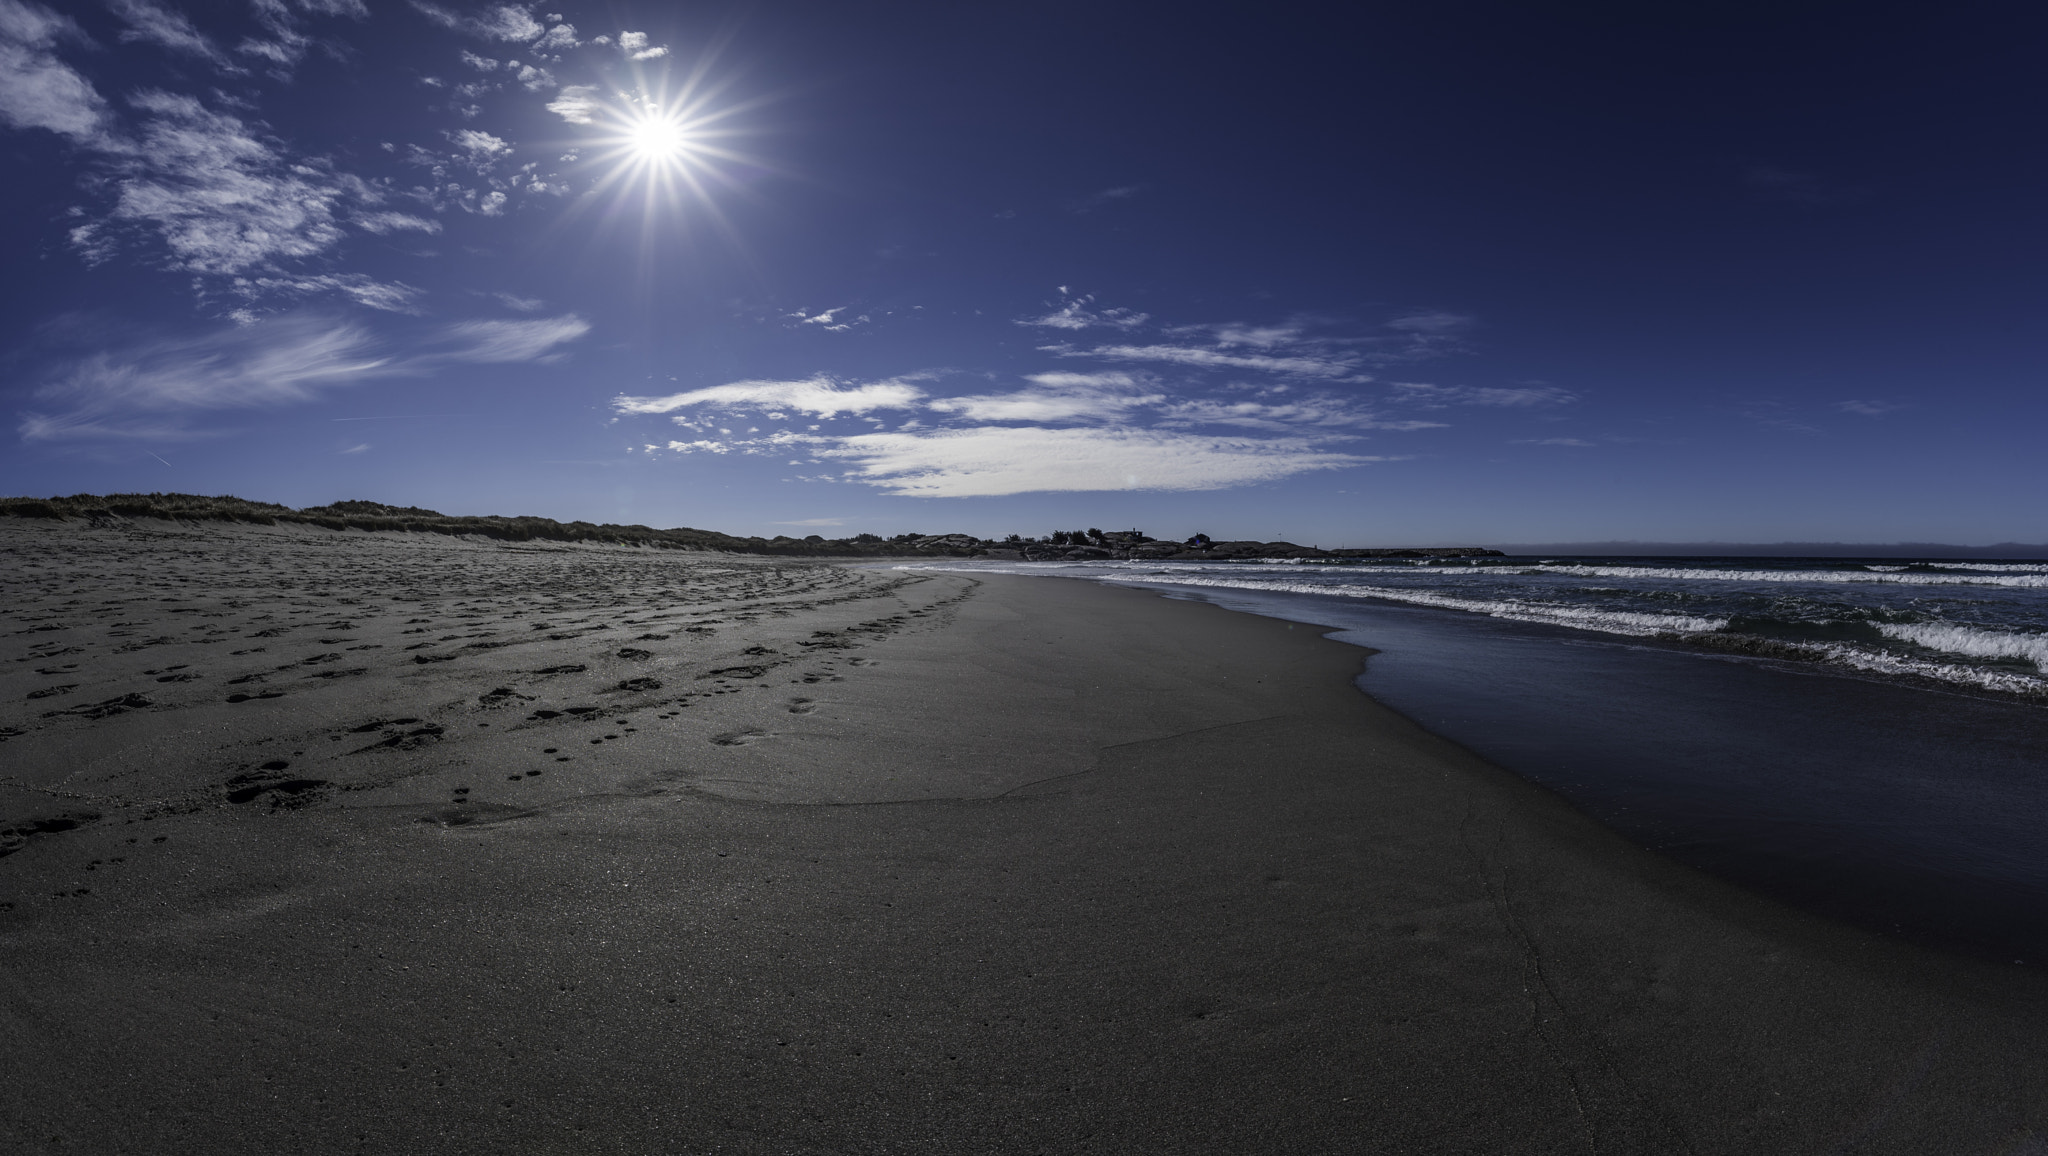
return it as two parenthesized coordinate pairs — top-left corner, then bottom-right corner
(0, 0), (111, 141)
(86, 91), (372, 279)
(531, 22), (577, 50)
(545, 84), (599, 124)
(615, 376), (928, 419)
(451, 127), (511, 162)
(812, 426), (1380, 497)
(617, 30), (668, 59)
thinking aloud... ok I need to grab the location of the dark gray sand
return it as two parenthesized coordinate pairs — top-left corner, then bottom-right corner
(5, 518), (2048, 1153)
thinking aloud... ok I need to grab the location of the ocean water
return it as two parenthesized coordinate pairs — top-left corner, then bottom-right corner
(901, 556), (2048, 963)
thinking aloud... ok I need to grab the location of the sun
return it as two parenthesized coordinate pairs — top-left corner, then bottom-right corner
(555, 62), (769, 252)
(624, 111), (693, 163)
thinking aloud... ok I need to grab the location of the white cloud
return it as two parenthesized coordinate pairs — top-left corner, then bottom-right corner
(236, 0), (363, 71)
(89, 91), (375, 279)
(1512, 437), (1594, 446)
(233, 273), (424, 313)
(515, 62), (553, 90)
(617, 30), (668, 59)
(545, 84), (599, 124)
(1067, 185), (1142, 213)
(1838, 399), (1902, 416)
(0, 0), (111, 141)
(614, 376), (927, 419)
(1212, 324), (1301, 348)
(1018, 292), (1149, 331)
(1392, 382), (1577, 407)
(452, 127), (511, 162)
(1075, 342), (1364, 379)
(354, 211), (442, 235)
(19, 310), (593, 440)
(460, 49), (498, 70)
(412, 1), (540, 42)
(531, 22), (577, 50)
(108, 0), (226, 64)
(1156, 396), (1442, 433)
(493, 291), (544, 312)
(21, 315), (390, 440)
(927, 371), (1162, 423)
(438, 314), (589, 361)
(1385, 311), (1473, 335)
(812, 426), (1380, 497)
(664, 439), (729, 454)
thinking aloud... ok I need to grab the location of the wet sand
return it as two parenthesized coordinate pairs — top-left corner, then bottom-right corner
(4, 517), (2048, 1153)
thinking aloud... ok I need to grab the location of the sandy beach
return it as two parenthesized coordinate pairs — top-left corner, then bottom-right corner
(5, 516), (2048, 1154)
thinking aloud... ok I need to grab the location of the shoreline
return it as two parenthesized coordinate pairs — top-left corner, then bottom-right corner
(5, 520), (2048, 1152)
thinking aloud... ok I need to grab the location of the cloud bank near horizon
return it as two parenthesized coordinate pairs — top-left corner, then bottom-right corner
(609, 295), (1564, 497)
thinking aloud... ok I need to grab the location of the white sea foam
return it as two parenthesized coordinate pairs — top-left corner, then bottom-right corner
(1813, 643), (2048, 696)
(1527, 564), (2048, 588)
(1877, 623), (2048, 671)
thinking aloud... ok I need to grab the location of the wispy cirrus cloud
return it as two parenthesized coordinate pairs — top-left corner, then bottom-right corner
(19, 311), (591, 441)
(107, 0), (228, 65)
(813, 426), (1382, 497)
(238, 0), (366, 72)
(1391, 382), (1577, 407)
(439, 314), (590, 362)
(1066, 184), (1142, 213)
(1018, 291), (1149, 331)
(411, 1), (541, 42)
(1838, 399), (1903, 416)
(615, 376), (930, 420)
(612, 301), (1576, 497)
(1073, 342), (1366, 379)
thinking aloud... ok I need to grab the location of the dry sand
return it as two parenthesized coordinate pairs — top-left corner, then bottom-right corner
(4, 516), (2048, 1154)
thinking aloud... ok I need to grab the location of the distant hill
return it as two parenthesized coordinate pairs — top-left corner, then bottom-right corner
(1502, 541), (2048, 559)
(0, 492), (966, 557)
(0, 492), (1503, 561)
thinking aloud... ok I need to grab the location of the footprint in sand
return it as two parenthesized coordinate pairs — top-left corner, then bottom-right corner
(786, 698), (815, 714)
(712, 729), (770, 747)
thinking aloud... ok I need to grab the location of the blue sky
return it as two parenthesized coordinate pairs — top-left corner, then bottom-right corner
(2, 1), (2044, 546)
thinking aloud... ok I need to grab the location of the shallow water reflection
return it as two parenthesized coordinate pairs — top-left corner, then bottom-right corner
(1150, 585), (2048, 965)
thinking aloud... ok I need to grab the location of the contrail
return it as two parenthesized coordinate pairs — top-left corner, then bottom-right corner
(149, 453), (172, 467)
